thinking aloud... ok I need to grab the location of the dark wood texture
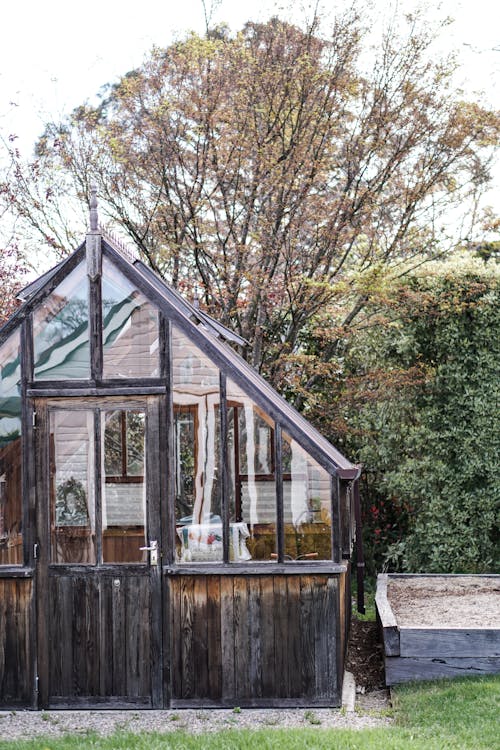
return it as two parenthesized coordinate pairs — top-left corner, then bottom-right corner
(385, 656), (500, 685)
(0, 578), (33, 706)
(400, 629), (500, 658)
(48, 569), (154, 705)
(377, 573), (500, 686)
(169, 573), (344, 707)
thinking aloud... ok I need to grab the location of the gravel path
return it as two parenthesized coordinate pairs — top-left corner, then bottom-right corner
(0, 695), (392, 741)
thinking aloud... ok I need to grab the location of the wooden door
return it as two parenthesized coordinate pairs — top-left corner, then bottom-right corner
(35, 397), (163, 708)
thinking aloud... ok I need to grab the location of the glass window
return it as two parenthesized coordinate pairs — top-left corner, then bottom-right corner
(226, 379), (276, 562)
(282, 434), (332, 561)
(172, 327), (223, 563)
(0, 332), (23, 564)
(102, 409), (146, 563)
(50, 410), (96, 564)
(102, 258), (159, 379)
(33, 263), (90, 380)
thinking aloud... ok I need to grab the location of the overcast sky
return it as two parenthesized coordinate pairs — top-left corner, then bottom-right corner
(1, 0), (499, 214)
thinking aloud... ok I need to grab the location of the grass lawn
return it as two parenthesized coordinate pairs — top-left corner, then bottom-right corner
(0, 675), (498, 750)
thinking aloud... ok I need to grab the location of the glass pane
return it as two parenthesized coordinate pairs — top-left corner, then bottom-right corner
(33, 263), (90, 380)
(226, 379), (276, 562)
(172, 327), (222, 563)
(50, 410), (96, 564)
(102, 257), (159, 379)
(0, 332), (23, 564)
(283, 433), (332, 561)
(103, 409), (146, 563)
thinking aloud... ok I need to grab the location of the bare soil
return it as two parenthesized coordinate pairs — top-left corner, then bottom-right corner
(346, 617), (386, 692)
(387, 576), (500, 628)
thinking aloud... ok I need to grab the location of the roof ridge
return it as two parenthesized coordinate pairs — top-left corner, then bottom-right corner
(100, 227), (138, 264)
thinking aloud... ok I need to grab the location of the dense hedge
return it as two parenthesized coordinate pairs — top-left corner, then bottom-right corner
(338, 256), (499, 574)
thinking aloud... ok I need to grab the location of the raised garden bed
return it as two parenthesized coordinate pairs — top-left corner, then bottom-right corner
(376, 573), (500, 685)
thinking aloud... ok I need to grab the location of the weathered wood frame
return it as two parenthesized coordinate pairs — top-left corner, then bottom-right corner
(0, 236), (359, 709)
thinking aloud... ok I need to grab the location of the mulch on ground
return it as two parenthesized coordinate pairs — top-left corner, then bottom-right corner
(346, 617), (386, 692)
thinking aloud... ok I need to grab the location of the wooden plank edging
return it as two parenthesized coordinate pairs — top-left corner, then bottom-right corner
(375, 574), (400, 656)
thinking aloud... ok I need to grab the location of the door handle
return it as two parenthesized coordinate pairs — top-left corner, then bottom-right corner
(140, 539), (158, 565)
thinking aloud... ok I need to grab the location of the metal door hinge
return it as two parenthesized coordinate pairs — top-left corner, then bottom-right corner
(32, 411), (37, 428)
(33, 543), (39, 560)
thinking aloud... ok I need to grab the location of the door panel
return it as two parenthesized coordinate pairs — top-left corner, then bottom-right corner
(36, 398), (163, 708)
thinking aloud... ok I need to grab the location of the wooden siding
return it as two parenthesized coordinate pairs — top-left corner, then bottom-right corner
(47, 570), (153, 707)
(169, 573), (343, 707)
(0, 578), (32, 706)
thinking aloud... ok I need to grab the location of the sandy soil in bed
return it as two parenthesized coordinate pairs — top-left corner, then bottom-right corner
(387, 576), (500, 628)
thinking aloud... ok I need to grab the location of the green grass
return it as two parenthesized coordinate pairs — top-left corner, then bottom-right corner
(0, 676), (498, 750)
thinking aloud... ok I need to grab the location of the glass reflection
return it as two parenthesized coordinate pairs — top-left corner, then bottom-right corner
(172, 327), (223, 562)
(226, 379), (276, 561)
(0, 332), (22, 564)
(50, 410), (96, 564)
(102, 258), (159, 379)
(102, 409), (146, 563)
(282, 434), (332, 561)
(33, 263), (90, 380)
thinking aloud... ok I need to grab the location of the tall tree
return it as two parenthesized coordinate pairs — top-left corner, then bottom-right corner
(3, 6), (499, 377)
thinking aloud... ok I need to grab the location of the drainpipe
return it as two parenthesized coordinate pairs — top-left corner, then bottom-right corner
(353, 474), (365, 614)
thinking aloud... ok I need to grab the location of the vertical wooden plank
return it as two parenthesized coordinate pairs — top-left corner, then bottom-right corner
(89, 274), (103, 383)
(313, 576), (331, 699)
(20, 318), (33, 568)
(125, 577), (140, 698)
(94, 409), (103, 565)
(22, 318), (37, 706)
(219, 373), (229, 563)
(233, 576), (249, 699)
(274, 425), (284, 562)
(162, 571), (172, 706)
(100, 576), (112, 697)
(35, 399), (49, 708)
(180, 576), (195, 698)
(192, 577), (209, 699)
(72, 576), (98, 697)
(273, 576), (288, 697)
(0, 580), (32, 705)
(138, 577), (152, 700)
(0, 580), (6, 698)
(220, 575), (235, 700)
(146, 396), (164, 707)
(329, 576), (341, 697)
(111, 575), (126, 697)
(339, 479), (351, 559)
(206, 576), (222, 701)
(286, 576), (302, 697)
(331, 476), (342, 564)
(300, 575), (315, 699)
(164, 320), (176, 567)
(248, 577), (262, 698)
(170, 577), (182, 700)
(259, 576), (275, 699)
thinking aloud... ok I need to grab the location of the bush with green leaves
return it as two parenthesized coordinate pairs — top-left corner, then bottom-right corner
(336, 254), (499, 574)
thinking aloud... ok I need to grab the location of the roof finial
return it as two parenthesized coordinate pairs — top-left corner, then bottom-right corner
(89, 182), (98, 232)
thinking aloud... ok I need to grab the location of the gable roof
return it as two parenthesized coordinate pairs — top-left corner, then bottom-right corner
(1, 232), (359, 480)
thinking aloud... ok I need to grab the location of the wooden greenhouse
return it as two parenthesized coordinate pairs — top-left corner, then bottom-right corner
(0, 201), (360, 709)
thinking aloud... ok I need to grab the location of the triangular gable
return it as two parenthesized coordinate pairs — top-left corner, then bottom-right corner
(102, 239), (358, 479)
(0, 234), (358, 479)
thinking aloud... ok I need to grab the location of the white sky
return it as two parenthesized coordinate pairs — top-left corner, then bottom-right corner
(0, 0), (499, 217)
